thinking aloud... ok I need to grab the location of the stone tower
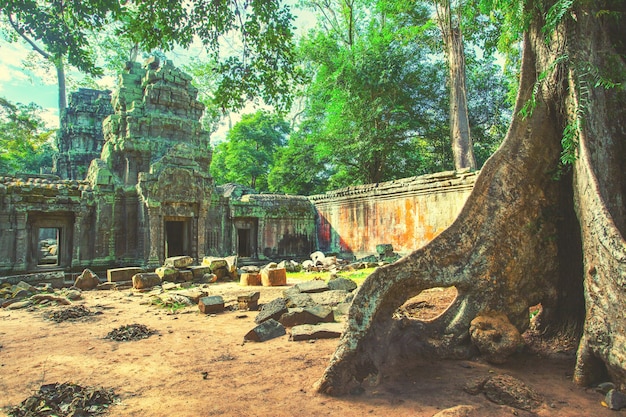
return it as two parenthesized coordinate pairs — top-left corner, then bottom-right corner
(54, 88), (113, 180)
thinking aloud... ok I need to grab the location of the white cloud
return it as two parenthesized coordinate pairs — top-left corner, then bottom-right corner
(41, 107), (60, 129)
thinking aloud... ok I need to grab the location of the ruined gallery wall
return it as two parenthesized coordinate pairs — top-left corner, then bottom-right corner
(310, 170), (478, 258)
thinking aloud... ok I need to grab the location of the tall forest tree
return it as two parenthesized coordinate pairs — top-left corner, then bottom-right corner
(0, 97), (55, 174)
(314, 0), (626, 395)
(211, 110), (289, 191)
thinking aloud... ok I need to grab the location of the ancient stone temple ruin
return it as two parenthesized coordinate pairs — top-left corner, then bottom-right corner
(0, 59), (476, 277)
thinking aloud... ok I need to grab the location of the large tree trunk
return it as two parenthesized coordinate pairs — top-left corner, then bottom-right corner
(315, 0), (626, 395)
(571, 0), (626, 388)
(437, 0), (477, 171)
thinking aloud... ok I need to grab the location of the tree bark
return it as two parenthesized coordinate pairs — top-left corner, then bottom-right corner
(55, 57), (67, 124)
(314, 0), (626, 395)
(437, 0), (477, 171)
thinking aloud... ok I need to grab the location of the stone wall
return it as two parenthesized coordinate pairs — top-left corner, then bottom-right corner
(309, 170), (477, 258)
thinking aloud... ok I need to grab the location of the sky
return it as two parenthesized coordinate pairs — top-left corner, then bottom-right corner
(0, 2), (317, 136)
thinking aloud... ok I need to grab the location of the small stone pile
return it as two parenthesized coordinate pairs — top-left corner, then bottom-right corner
(105, 323), (157, 342)
(6, 382), (117, 417)
(244, 275), (358, 342)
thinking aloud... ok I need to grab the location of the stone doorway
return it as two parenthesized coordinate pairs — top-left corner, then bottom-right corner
(37, 227), (60, 266)
(164, 218), (191, 258)
(234, 218), (257, 259)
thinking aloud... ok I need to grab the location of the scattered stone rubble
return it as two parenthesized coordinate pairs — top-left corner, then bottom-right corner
(244, 274), (357, 343)
(0, 281), (77, 310)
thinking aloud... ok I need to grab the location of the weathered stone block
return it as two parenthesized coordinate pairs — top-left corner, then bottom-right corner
(238, 291), (260, 311)
(132, 272), (161, 289)
(155, 266), (178, 281)
(294, 279), (328, 293)
(255, 297), (288, 324)
(261, 268), (287, 287)
(189, 265), (211, 279)
(107, 267), (142, 283)
(290, 323), (345, 341)
(198, 296), (225, 314)
(240, 273), (262, 286)
(202, 257), (228, 270)
(164, 255), (193, 268)
(244, 319), (286, 342)
(178, 269), (193, 282)
(74, 269), (100, 290)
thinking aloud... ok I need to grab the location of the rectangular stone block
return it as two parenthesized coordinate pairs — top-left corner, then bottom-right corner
(261, 268), (287, 287)
(132, 272), (161, 290)
(189, 265), (211, 279)
(178, 269), (193, 282)
(107, 267), (142, 283)
(164, 256), (193, 268)
(238, 291), (261, 311)
(198, 296), (225, 314)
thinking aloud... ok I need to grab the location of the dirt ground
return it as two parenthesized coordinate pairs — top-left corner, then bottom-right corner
(0, 280), (620, 417)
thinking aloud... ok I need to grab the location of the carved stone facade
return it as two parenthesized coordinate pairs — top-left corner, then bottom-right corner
(0, 59), (476, 277)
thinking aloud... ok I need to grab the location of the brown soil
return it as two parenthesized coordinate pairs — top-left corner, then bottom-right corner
(0, 282), (618, 417)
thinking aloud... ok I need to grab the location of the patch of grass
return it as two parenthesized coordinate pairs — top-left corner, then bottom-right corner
(286, 267), (377, 285)
(150, 297), (188, 313)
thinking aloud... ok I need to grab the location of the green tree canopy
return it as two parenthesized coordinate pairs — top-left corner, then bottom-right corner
(211, 110), (290, 191)
(0, 97), (55, 175)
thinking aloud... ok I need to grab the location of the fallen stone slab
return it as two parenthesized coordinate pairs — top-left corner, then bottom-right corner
(107, 267), (142, 283)
(279, 306), (334, 328)
(327, 277), (357, 292)
(294, 279), (328, 293)
(309, 290), (351, 306)
(164, 255), (193, 268)
(261, 267), (287, 286)
(132, 272), (161, 290)
(290, 322), (345, 341)
(255, 297), (288, 324)
(284, 292), (316, 308)
(244, 319), (286, 342)
(198, 296), (225, 314)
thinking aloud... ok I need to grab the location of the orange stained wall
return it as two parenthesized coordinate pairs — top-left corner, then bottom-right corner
(309, 170), (478, 258)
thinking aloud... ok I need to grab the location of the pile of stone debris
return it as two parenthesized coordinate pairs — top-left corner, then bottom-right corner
(0, 280), (83, 310)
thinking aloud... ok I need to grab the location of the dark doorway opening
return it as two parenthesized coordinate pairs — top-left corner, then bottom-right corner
(238, 228), (251, 257)
(165, 220), (189, 258)
(37, 227), (60, 266)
